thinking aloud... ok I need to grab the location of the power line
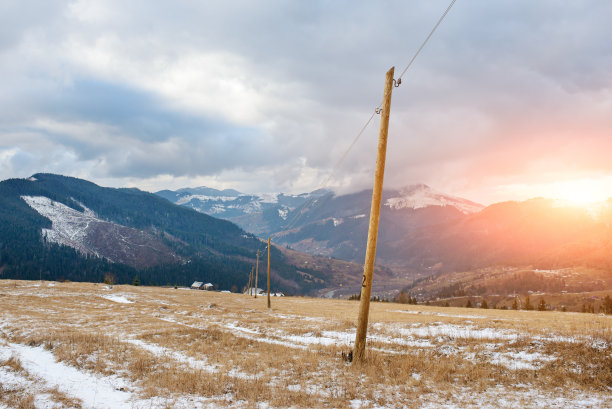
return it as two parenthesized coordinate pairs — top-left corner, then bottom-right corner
(397, 0), (457, 81)
(284, 0), (458, 232)
(319, 0), (458, 189)
(320, 111), (377, 189)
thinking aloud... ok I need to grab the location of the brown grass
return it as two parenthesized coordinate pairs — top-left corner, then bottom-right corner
(0, 279), (610, 408)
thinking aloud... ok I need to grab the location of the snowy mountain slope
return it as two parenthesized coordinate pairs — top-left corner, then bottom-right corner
(21, 196), (98, 256)
(21, 195), (180, 267)
(157, 184), (486, 270)
(156, 187), (330, 234)
(385, 184), (484, 214)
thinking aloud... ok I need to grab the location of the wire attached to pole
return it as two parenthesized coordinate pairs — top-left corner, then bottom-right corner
(318, 0), (457, 190)
(397, 0), (457, 82)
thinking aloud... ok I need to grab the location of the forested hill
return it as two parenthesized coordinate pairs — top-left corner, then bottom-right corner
(0, 173), (343, 294)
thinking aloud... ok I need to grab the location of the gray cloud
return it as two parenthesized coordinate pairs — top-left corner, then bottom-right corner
(1, 0), (611, 202)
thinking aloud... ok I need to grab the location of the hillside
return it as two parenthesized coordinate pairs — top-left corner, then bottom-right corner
(399, 265), (612, 311)
(0, 174), (372, 294)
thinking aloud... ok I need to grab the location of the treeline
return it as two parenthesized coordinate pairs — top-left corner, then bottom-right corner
(431, 270), (600, 300)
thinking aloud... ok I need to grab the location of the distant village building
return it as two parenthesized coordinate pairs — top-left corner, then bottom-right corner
(191, 282), (214, 290)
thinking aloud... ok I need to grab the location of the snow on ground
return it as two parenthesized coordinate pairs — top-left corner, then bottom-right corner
(1, 342), (234, 409)
(488, 350), (556, 370)
(125, 339), (217, 373)
(100, 294), (134, 304)
(6, 342), (139, 408)
(2, 283), (610, 408)
(396, 323), (519, 341)
(393, 309), (488, 320)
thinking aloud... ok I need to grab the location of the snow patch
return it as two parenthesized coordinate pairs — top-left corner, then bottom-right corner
(257, 193), (279, 204)
(7, 343), (141, 408)
(397, 323), (519, 341)
(176, 194), (237, 205)
(21, 196), (99, 256)
(278, 208), (288, 220)
(101, 294), (133, 304)
(489, 351), (556, 370)
(125, 339), (217, 373)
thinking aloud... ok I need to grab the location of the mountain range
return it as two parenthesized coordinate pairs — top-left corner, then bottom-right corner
(2, 174), (612, 299)
(0, 174), (382, 295)
(158, 184), (612, 276)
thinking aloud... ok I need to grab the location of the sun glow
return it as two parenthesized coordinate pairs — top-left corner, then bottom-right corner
(498, 176), (612, 207)
(549, 179), (608, 206)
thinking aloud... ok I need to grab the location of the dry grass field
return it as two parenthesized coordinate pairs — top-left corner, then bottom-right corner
(0, 280), (610, 408)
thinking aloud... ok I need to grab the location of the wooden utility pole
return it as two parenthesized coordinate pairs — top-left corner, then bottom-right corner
(254, 250), (259, 298)
(267, 237), (271, 309)
(353, 66), (395, 363)
(248, 267), (253, 295)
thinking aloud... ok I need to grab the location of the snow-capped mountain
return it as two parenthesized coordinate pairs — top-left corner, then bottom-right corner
(384, 184), (484, 214)
(158, 184), (486, 269)
(156, 187), (330, 235)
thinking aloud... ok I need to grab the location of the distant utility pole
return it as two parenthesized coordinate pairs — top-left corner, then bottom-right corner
(248, 267), (253, 295)
(267, 237), (271, 309)
(353, 67), (395, 363)
(255, 249), (260, 298)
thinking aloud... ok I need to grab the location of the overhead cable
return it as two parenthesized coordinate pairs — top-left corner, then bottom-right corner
(320, 0), (458, 190)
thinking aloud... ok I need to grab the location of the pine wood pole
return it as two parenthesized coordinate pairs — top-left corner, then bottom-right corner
(254, 250), (259, 298)
(248, 267), (253, 295)
(267, 237), (271, 309)
(353, 66), (395, 363)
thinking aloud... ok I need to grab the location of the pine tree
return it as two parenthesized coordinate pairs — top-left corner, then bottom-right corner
(132, 276), (140, 286)
(603, 295), (612, 315)
(466, 299), (472, 308)
(481, 299), (488, 309)
(511, 298), (518, 310)
(537, 299), (547, 311)
(524, 296), (533, 311)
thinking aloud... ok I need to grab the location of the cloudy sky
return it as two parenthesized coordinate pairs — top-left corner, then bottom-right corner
(1, 0), (611, 204)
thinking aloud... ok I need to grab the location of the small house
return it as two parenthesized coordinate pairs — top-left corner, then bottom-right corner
(191, 281), (203, 289)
